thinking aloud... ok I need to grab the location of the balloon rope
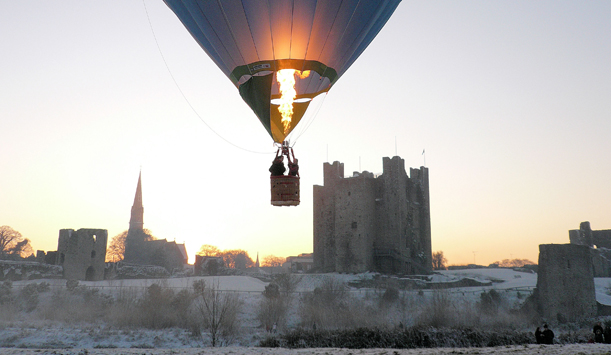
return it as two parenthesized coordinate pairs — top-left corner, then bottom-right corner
(290, 93), (327, 147)
(142, 0), (274, 155)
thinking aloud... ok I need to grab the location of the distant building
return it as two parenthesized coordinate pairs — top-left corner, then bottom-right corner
(123, 172), (188, 272)
(283, 253), (313, 273)
(313, 156), (432, 274)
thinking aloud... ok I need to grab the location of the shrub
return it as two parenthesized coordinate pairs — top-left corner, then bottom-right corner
(66, 279), (79, 291)
(138, 283), (179, 329)
(0, 280), (13, 305)
(192, 279), (242, 347)
(259, 326), (534, 349)
(479, 289), (502, 315)
(19, 283), (40, 312)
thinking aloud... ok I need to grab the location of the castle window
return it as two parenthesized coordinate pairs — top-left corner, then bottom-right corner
(351, 222), (357, 229)
(91, 250), (96, 258)
(348, 191), (351, 196)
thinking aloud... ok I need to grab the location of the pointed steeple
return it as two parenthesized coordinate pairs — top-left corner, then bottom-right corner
(129, 171), (144, 233)
(255, 252), (260, 268)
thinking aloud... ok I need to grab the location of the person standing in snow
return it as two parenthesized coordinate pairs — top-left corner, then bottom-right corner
(542, 324), (554, 344)
(593, 322), (604, 343)
(535, 326), (543, 344)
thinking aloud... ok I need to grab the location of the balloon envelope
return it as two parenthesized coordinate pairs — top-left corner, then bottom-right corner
(164, 0), (401, 143)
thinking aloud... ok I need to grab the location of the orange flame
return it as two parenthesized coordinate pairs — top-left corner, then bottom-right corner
(276, 69), (311, 134)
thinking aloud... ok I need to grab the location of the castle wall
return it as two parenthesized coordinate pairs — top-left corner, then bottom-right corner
(313, 184), (335, 271)
(313, 161), (343, 272)
(57, 228), (107, 281)
(568, 221), (611, 277)
(591, 249), (611, 278)
(410, 167), (432, 273)
(537, 244), (596, 322)
(592, 230), (611, 249)
(333, 176), (377, 272)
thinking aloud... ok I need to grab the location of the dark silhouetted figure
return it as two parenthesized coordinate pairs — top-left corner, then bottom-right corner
(288, 158), (299, 177)
(535, 327), (543, 344)
(593, 322), (604, 343)
(269, 156), (286, 176)
(542, 324), (554, 344)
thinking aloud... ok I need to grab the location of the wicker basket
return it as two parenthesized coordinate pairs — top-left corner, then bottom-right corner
(270, 175), (300, 206)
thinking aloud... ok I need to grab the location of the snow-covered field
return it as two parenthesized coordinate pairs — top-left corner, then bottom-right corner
(2, 344), (611, 355)
(2, 268), (611, 354)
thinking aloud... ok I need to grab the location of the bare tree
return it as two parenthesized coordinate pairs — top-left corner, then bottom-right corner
(192, 279), (241, 347)
(258, 286), (289, 332)
(106, 231), (127, 262)
(432, 251), (448, 270)
(493, 258), (536, 268)
(0, 226), (32, 258)
(198, 244), (221, 256)
(106, 229), (155, 262)
(274, 273), (301, 296)
(262, 255), (286, 267)
(218, 249), (254, 269)
(257, 275), (300, 331)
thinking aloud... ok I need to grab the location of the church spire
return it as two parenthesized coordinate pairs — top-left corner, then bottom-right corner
(129, 171), (144, 232)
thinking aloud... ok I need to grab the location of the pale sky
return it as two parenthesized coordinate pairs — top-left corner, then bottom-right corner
(1, 1), (610, 266)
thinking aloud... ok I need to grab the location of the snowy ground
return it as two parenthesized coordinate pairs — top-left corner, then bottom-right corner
(2, 344), (611, 355)
(3, 268), (611, 353)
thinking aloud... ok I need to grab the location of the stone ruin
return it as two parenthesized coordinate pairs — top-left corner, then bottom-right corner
(56, 228), (108, 281)
(569, 221), (611, 277)
(536, 243), (597, 322)
(534, 221), (611, 322)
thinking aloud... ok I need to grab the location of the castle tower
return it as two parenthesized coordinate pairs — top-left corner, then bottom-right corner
(537, 244), (596, 321)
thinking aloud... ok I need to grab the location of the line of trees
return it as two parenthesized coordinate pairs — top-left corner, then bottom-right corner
(197, 245), (255, 269)
(197, 245), (286, 269)
(492, 259), (536, 268)
(432, 251), (536, 270)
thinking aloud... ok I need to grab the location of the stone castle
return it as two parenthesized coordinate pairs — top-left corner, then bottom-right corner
(313, 156), (432, 274)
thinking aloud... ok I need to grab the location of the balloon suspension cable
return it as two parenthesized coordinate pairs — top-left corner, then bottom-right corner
(274, 141), (297, 163)
(142, 0), (273, 155)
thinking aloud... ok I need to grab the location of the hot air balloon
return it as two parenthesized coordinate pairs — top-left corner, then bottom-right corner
(164, 0), (401, 206)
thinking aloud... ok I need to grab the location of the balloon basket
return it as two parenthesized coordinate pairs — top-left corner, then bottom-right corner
(270, 176), (300, 206)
